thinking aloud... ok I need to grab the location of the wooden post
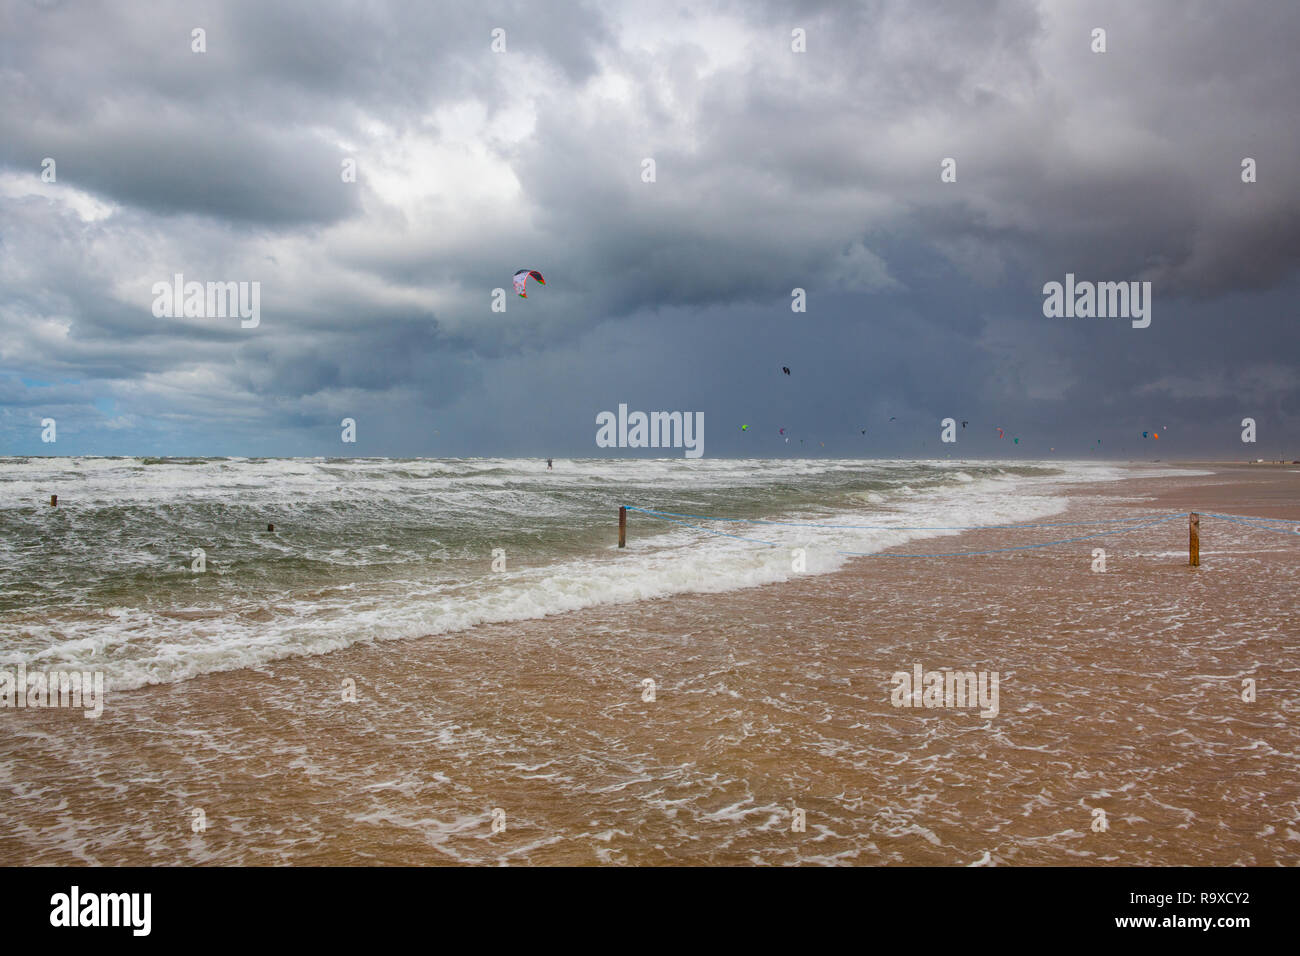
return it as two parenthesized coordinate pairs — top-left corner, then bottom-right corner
(618, 506), (626, 548)
(50, 494), (57, 507)
(1189, 512), (1199, 567)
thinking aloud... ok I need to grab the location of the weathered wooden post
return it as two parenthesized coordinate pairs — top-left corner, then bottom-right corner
(1189, 512), (1199, 567)
(618, 506), (627, 548)
(50, 494), (57, 507)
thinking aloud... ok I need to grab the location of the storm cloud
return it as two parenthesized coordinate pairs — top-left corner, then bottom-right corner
(2, 0), (1297, 458)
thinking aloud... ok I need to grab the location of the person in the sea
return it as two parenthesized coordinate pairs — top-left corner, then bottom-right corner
(546, 458), (553, 470)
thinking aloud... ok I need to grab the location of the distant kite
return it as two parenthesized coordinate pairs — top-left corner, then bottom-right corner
(961, 421), (968, 429)
(512, 269), (546, 298)
(782, 367), (791, 375)
(740, 424), (749, 430)
(997, 427), (1004, 439)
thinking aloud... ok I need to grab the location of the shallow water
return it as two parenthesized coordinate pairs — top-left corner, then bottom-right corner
(0, 456), (1146, 689)
(2, 462), (1293, 866)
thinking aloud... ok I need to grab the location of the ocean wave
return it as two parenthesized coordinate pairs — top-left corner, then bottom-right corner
(0, 457), (1160, 689)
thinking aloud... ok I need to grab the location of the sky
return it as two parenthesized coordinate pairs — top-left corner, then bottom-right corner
(2, 0), (1298, 459)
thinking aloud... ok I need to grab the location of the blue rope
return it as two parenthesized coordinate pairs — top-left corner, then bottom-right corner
(849, 513), (1186, 558)
(1202, 511), (1278, 523)
(624, 505), (1179, 532)
(1202, 512), (1300, 537)
(627, 511), (801, 548)
(627, 508), (1188, 558)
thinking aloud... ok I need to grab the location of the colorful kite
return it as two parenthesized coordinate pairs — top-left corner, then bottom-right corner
(512, 269), (546, 298)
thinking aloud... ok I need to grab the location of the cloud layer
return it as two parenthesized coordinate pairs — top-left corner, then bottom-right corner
(2, 0), (1297, 457)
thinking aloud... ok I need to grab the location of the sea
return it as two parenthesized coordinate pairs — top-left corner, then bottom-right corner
(2, 456), (1156, 690)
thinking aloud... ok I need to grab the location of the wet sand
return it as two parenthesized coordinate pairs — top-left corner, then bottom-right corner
(2, 464), (1297, 865)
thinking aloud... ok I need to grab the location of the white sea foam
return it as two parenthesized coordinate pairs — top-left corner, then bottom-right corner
(0, 457), (1180, 689)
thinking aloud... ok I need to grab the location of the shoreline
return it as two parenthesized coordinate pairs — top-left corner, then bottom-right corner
(1, 463), (1296, 865)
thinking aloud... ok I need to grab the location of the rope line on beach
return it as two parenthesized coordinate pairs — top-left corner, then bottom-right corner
(623, 506), (1181, 532)
(1202, 512), (1300, 537)
(625, 508), (1190, 558)
(850, 514), (1187, 557)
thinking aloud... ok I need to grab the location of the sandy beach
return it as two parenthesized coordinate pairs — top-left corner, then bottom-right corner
(2, 463), (1297, 866)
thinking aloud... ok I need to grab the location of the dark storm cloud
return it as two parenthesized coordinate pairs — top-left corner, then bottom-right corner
(1, 0), (1297, 457)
